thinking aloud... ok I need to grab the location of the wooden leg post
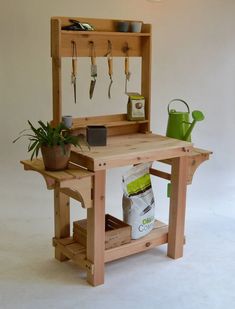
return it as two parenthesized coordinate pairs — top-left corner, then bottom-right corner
(86, 171), (106, 286)
(54, 184), (70, 261)
(167, 156), (188, 259)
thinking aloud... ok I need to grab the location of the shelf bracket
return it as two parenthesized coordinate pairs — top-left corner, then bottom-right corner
(59, 177), (93, 208)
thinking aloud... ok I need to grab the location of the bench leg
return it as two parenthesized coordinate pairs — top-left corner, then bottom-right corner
(54, 184), (70, 261)
(167, 156), (188, 259)
(86, 170), (106, 286)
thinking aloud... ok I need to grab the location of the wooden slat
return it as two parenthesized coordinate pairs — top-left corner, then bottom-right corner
(54, 184), (70, 261)
(61, 32), (145, 57)
(70, 115), (149, 137)
(51, 18), (61, 131)
(141, 26), (152, 132)
(150, 168), (171, 181)
(167, 156), (188, 259)
(53, 238), (94, 274)
(72, 119), (148, 130)
(55, 16), (128, 32)
(87, 170), (106, 286)
(62, 31), (150, 37)
(104, 220), (168, 263)
(57, 16), (147, 31)
(71, 133), (192, 171)
(20, 159), (93, 181)
(72, 113), (127, 126)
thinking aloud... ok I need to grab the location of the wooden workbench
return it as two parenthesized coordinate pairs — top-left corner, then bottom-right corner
(21, 133), (211, 286)
(19, 16), (212, 286)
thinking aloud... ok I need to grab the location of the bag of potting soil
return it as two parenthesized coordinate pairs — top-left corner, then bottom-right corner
(122, 163), (155, 239)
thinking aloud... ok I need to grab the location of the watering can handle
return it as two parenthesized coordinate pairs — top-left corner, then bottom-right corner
(168, 99), (190, 114)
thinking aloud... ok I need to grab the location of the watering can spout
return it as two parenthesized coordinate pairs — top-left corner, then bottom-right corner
(183, 110), (205, 141)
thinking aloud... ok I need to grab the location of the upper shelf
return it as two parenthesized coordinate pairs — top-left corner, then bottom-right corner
(61, 30), (151, 37)
(51, 17), (152, 58)
(69, 114), (149, 137)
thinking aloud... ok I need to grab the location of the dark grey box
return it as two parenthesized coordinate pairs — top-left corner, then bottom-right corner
(86, 125), (107, 146)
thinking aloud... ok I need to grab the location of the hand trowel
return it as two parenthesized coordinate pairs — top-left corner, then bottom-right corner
(89, 41), (97, 99)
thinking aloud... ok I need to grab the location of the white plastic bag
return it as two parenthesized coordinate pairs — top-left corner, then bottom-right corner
(122, 163), (155, 239)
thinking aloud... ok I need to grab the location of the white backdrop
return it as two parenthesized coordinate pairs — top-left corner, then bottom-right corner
(1, 0), (234, 220)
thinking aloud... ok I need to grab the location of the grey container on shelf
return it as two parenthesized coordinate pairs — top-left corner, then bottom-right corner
(86, 125), (107, 146)
(130, 21), (142, 33)
(116, 21), (129, 32)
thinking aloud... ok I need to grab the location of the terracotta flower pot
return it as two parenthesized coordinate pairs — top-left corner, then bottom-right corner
(41, 144), (71, 171)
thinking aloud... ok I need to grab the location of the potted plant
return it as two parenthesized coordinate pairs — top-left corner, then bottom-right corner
(13, 120), (86, 171)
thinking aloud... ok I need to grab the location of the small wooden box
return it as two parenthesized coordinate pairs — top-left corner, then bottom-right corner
(73, 214), (131, 249)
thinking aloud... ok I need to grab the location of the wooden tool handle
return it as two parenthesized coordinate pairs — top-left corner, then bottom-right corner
(72, 58), (77, 75)
(125, 57), (129, 75)
(91, 55), (96, 65)
(108, 57), (113, 76)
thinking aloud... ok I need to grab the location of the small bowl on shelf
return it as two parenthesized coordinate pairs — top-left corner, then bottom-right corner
(130, 21), (142, 33)
(116, 21), (129, 32)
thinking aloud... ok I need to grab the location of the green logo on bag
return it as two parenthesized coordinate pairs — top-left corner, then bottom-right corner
(142, 216), (154, 225)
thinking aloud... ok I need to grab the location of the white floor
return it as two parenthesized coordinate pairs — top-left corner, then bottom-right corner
(1, 157), (235, 309)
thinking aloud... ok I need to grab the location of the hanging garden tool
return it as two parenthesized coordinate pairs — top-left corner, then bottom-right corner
(106, 40), (113, 99)
(89, 41), (97, 99)
(71, 40), (78, 103)
(123, 42), (131, 94)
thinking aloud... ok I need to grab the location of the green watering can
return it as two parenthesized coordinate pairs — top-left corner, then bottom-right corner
(166, 99), (205, 142)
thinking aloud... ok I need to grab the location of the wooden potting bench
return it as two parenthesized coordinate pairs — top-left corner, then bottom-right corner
(21, 17), (211, 286)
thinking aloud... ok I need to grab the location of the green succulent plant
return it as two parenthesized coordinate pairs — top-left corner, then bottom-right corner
(13, 120), (86, 160)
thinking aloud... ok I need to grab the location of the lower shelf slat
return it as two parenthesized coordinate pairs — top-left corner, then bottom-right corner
(53, 237), (94, 274)
(53, 220), (169, 269)
(104, 220), (168, 263)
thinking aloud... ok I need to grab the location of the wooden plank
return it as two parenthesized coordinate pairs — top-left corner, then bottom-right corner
(150, 168), (171, 181)
(141, 25), (152, 131)
(71, 114), (148, 136)
(86, 170), (106, 286)
(53, 238), (94, 274)
(61, 33), (143, 57)
(51, 18), (61, 58)
(54, 17), (116, 32)
(21, 159), (93, 181)
(56, 237), (75, 246)
(72, 118), (148, 130)
(72, 134), (191, 159)
(104, 221), (168, 263)
(52, 57), (62, 126)
(55, 16), (149, 32)
(21, 159), (73, 181)
(71, 133), (192, 171)
(62, 31), (150, 37)
(167, 156), (188, 259)
(51, 18), (62, 126)
(54, 184), (70, 261)
(72, 113), (127, 126)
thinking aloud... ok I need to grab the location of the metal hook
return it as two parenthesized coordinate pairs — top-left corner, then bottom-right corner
(122, 42), (130, 55)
